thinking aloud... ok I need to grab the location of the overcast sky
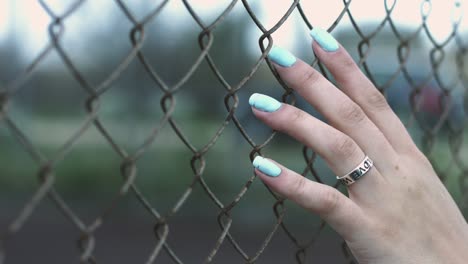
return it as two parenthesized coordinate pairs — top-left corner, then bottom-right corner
(0, 0), (466, 60)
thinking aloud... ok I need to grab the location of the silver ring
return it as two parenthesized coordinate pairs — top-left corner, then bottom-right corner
(337, 156), (374, 186)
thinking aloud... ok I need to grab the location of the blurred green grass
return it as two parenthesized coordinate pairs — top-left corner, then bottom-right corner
(1, 116), (466, 217)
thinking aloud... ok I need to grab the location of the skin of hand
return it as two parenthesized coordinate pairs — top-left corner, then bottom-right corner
(249, 28), (468, 263)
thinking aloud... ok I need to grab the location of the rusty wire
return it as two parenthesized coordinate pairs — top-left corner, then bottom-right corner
(0, 0), (467, 263)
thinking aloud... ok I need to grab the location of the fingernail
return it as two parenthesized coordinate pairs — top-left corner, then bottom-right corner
(253, 156), (282, 177)
(309, 28), (339, 52)
(267, 46), (297, 67)
(249, 93), (282, 112)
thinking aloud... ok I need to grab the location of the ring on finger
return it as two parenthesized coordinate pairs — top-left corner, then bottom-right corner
(337, 156), (374, 186)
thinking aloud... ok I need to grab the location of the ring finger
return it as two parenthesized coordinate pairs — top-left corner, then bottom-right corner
(249, 95), (385, 192)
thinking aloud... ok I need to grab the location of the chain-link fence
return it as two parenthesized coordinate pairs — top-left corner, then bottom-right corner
(0, 0), (467, 263)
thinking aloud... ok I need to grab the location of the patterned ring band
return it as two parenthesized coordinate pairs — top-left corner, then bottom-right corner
(337, 156), (374, 186)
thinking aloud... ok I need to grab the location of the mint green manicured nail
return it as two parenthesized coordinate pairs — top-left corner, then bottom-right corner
(249, 93), (282, 112)
(253, 156), (281, 177)
(309, 28), (339, 52)
(267, 46), (297, 67)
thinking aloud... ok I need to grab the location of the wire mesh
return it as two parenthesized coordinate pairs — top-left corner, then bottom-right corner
(0, 0), (467, 263)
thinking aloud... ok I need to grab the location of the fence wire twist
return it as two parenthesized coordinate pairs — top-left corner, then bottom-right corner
(0, 0), (467, 263)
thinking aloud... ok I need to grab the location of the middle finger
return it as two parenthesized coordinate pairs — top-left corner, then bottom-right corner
(267, 46), (398, 173)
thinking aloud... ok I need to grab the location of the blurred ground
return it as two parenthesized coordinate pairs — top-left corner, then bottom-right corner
(0, 200), (349, 263)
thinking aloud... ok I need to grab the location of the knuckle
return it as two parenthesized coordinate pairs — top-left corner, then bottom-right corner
(341, 57), (358, 71)
(398, 141), (423, 156)
(290, 108), (306, 124)
(335, 58), (359, 83)
(277, 107), (306, 131)
(404, 145), (432, 165)
(316, 187), (341, 216)
(338, 102), (367, 124)
(298, 68), (321, 88)
(407, 144), (424, 157)
(330, 135), (358, 158)
(367, 91), (390, 111)
(292, 176), (309, 199)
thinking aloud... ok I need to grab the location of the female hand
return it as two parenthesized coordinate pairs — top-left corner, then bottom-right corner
(250, 28), (468, 263)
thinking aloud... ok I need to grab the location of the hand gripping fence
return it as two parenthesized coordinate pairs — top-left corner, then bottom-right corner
(0, 0), (467, 263)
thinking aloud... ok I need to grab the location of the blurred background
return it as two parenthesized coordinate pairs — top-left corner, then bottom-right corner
(0, 0), (467, 263)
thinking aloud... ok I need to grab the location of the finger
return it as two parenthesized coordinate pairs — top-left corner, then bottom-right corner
(249, 95), (385, 191)
(252, 156), (368, 239)
(266, 47), (398, 172)
(309, 27), (417, 154)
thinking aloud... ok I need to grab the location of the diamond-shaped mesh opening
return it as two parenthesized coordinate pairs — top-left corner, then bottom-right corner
(0, 1), (467, 263)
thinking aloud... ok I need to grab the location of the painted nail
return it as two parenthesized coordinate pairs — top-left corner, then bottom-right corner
(253, 156), (282, 177)
(249, 93), (282, 112)
(267, 46), (297, 67)
(309, 28), (339, 52)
